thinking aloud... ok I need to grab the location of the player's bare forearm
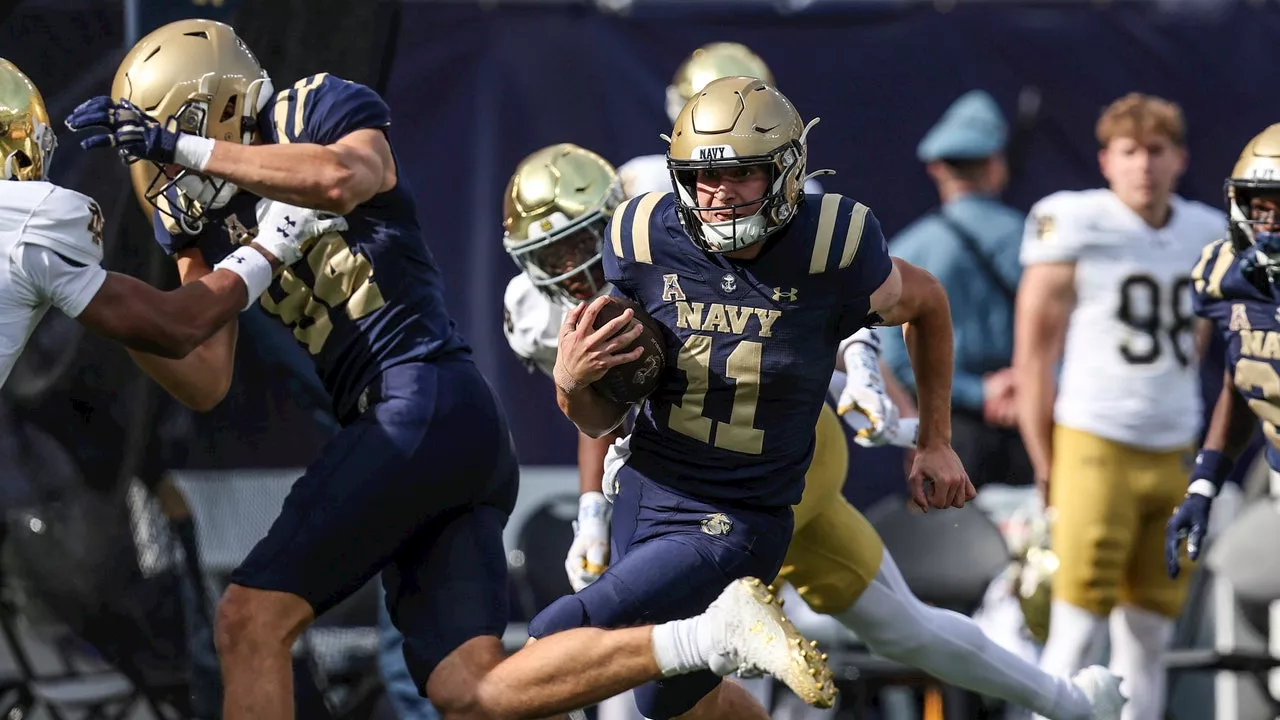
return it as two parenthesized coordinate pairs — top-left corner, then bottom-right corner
(578, 429), (621, 494)
(1012, 262), (1075, 480)
(127, 251), (239, 410)
(79, 246), (278, 361)
(557, 385), (630, 440)
(203, 129), (391, 214)
(1202, 370), (1259, 459)
(874, 260), (953, 448)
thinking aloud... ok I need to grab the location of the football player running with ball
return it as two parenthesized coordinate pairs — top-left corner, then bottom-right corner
(534, 78), (1124, 720)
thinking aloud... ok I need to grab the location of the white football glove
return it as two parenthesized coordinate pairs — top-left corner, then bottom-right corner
(837, 330), (901, 447)
(253, 198), (347, 266)
(565, 491), (611, 592)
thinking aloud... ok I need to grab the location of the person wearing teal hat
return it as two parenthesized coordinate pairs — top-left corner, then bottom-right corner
(881, 89), (1032, 491)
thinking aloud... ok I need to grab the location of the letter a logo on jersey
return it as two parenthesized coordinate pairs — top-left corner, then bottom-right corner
(1230, 303), (1252, 332)
(662, 273), (686, 302)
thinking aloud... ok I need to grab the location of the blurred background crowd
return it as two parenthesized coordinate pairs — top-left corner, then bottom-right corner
(3, 0), (1280, 718)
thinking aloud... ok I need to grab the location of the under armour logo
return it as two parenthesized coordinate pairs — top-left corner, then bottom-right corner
(772, 287), (798, 302)
(275, 215), (297, 237)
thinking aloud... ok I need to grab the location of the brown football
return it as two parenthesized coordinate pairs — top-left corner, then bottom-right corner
(589, 296), (667, 404)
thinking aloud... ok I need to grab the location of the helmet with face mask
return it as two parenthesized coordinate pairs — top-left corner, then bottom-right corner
(666, 76), (821, 254)
(0, 59), (57, 182)
(1227, 123), (1280, 274)
(114, 19), (274, 234)
(503, 143), (622, 307)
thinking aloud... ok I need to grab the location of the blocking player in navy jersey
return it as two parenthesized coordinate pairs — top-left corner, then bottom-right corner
(1168, 123), (1280, 578)
(66, 20), (842, 720)
(535, 75), (979, 720)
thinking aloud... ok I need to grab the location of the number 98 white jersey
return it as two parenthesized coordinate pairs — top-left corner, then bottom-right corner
(1021, 189), (1225, 451)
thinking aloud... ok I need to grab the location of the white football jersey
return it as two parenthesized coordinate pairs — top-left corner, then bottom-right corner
(1020, 189), (1225, 450)
(503, 272), (564, 378)
(0, 181), (107, 387)
(616, 153), (825, 199)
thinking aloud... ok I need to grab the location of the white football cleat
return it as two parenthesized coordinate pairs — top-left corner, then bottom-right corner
(704, 577), (837, 708)
(1071, 665), (1125, 719)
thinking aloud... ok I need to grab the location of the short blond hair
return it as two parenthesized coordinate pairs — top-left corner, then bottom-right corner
(1095, 93), (1186, 148)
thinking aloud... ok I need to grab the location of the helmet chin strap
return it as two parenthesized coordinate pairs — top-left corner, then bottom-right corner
(700, 214), (766, 251)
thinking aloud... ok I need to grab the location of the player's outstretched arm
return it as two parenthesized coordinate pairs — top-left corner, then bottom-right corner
(871, 258), (973, 510)
(1011, 262), (1075, 503)
(76, 242), (281, 362)
(201, 129), (394, 215)
(554, 296), (643, 438)
(125, 250), (238, 411)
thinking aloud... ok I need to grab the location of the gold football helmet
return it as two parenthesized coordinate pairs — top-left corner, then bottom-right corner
(0, 59), (56, 182)
(503, 143), (623, 306)
(1226, 123), (1280, 268)
(666, 76), (818, 253)
(115, 19), (274, 233)
(667, 43), (774, 125)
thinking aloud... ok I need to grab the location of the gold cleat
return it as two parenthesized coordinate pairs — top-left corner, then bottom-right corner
(706, 577), (838, 709)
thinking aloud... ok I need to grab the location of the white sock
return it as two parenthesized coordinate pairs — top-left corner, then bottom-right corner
(651, 615), (716, 677)
(838, 551), (1093, 720)
(1109, 605), (1173, 720)
(1034, 600), (1108, 720)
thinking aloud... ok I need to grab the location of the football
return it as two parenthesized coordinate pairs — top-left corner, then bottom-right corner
(589, 297), (667, 404)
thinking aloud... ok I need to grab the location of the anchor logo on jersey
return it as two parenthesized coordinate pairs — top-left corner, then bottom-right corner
(700, 513), (733, 536)
(721, 274), (737, 294)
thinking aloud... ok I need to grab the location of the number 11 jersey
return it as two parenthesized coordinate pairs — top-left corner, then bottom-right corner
(602, 192), (892, 508)
(1020, 188), (1224, 451)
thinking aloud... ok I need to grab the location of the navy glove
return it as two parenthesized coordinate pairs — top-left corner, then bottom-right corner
(1165, 449), (1232, 579)
(65, 97), (179, 164)
(1165, 492), (1212, 579)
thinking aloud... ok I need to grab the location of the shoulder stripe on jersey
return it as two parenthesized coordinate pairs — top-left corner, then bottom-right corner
(609, 196), (638, 259)
(837, 202), (870, 270)
(271, 73), (328, 144)
(1189, 239), (1219, 291)
(628, 192), (663, 264)
(809, 193), (843, 274)
(1205, 240), (1236, 299)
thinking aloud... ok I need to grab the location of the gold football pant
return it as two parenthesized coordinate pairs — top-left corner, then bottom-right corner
(775, 402), (885, 615)
(1049, 425), (1192, 618)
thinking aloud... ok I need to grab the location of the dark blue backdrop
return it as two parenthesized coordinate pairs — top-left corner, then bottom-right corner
(378, 1), (1280, 465)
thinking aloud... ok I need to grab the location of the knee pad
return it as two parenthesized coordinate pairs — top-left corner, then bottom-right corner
(527, 594), (590, 639)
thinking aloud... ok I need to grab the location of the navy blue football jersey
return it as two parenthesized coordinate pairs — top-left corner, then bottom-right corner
(603, 192), (893, 507)
(1191, 238), (1280, 469)
(153, 73), (469, 419)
